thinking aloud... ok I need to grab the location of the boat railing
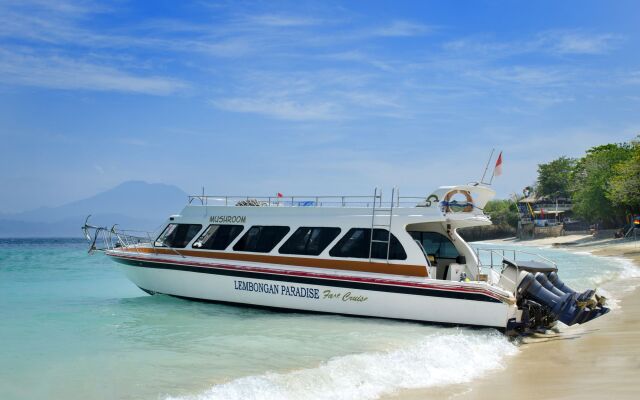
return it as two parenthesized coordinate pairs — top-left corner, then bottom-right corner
(82, 216), (162, 255)
(187, 193), (429, 208)
(532, 203), (573, 211)
(474, 247), (557, 291)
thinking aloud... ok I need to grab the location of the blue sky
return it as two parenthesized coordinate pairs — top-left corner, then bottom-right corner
(1, 0), (639, 213)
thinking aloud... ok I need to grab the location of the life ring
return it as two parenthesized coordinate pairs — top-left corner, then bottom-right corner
(443, 190), (474, 213)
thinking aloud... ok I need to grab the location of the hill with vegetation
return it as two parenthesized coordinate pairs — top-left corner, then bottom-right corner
(0, 181), (188, 237)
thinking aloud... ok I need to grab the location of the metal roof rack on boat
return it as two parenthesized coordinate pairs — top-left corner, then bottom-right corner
(187, 190), (426, 208)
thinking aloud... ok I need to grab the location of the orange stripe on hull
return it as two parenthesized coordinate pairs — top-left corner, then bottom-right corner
(122, 247), (428, 277)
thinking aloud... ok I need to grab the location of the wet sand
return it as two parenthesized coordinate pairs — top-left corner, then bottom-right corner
(390, 237), (640, 400)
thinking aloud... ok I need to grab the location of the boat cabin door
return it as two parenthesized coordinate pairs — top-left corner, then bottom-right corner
(408, 230), (465, 280)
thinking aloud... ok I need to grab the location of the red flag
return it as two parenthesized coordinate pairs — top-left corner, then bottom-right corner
(277, 192), (283, 198)
(494, 151), (503, 177)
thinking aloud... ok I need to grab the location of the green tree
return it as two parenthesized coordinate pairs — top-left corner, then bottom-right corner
(571, 143), (633, 225)
(536, 157), (576, 199)
(608, 139), (640, 214)
(484, 199), (519, 228)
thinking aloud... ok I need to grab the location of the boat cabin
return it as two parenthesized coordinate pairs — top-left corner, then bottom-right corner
(145, 185), (495, 282)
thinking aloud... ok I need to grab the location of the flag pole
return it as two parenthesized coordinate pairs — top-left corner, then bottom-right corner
(480, 148), (495, 184)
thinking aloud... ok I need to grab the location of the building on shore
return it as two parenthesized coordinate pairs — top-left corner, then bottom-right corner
(516, 196), (578, 239)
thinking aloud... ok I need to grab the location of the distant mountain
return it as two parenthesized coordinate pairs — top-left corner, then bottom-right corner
(0, 181), (189, 238)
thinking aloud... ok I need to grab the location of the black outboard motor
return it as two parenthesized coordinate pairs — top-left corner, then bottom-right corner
(518, 273), (594, 326)
(534, 273), (566, 296)
(511, 259), (610, 331)
(548, 271), (597, 304)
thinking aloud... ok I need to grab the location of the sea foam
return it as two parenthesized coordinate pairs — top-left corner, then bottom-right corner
(167, 330), (518, 400)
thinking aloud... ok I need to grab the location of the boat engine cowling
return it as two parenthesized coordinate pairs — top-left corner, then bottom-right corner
(518, 273), (595, 326)
(548, 271), (597, 303)
(534, 272), (566, 296)
(506, 259), (610, 332)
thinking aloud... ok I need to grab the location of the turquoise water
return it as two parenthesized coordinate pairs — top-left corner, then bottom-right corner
(0, 239), (637, 400)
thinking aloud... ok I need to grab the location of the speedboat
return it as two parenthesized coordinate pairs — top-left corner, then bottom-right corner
(82, 184), (609, 335)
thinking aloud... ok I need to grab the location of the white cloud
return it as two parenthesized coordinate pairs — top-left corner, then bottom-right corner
(0, 49), (189, 95)
(546, 32), (620, 55)
(336, 90), (401, 109)
(0, 0), (112, 44)
(245, 14), (322, 27)
(467, 66), (574, 87)
(119, 138), (149, 146)
(372, 20), (432, 37)
(443, 31), (621, 59)
(321, 50), (398, 71)
(2, 0), (107, 16)
(625, 71), (640, 84)
(213, 97), (340, 121)
(0, 1), (633, 125)
(209, 69), (412, 121)
(442, 36), (522, 58)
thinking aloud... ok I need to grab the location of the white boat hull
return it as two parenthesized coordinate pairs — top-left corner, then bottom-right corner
(111, 252), (515, 329)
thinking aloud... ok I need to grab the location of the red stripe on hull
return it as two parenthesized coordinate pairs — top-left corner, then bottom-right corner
(109, 252), (510, 302)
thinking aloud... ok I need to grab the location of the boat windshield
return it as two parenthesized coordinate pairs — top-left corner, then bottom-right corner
(155, 223), (202, 248)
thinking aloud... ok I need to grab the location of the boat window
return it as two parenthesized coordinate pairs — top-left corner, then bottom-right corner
(279, 227), (341, 256)
(192, 224), (244, 250)
(155, 223), (202, 248)
(408, 231), (460, 259)
(233, 226), (291, 253)
(329, 228), (407, 260)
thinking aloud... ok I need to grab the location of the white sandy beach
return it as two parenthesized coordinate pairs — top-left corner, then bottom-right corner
(390, 236), (640, 400)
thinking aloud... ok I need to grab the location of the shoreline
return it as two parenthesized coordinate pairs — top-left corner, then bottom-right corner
(390, 236), (640, 400)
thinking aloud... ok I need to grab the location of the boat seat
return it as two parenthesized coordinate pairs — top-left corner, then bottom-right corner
(446, 263), (465, 281)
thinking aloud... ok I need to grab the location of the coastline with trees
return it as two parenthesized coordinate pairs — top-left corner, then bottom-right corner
(460, 137), (640, 241)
